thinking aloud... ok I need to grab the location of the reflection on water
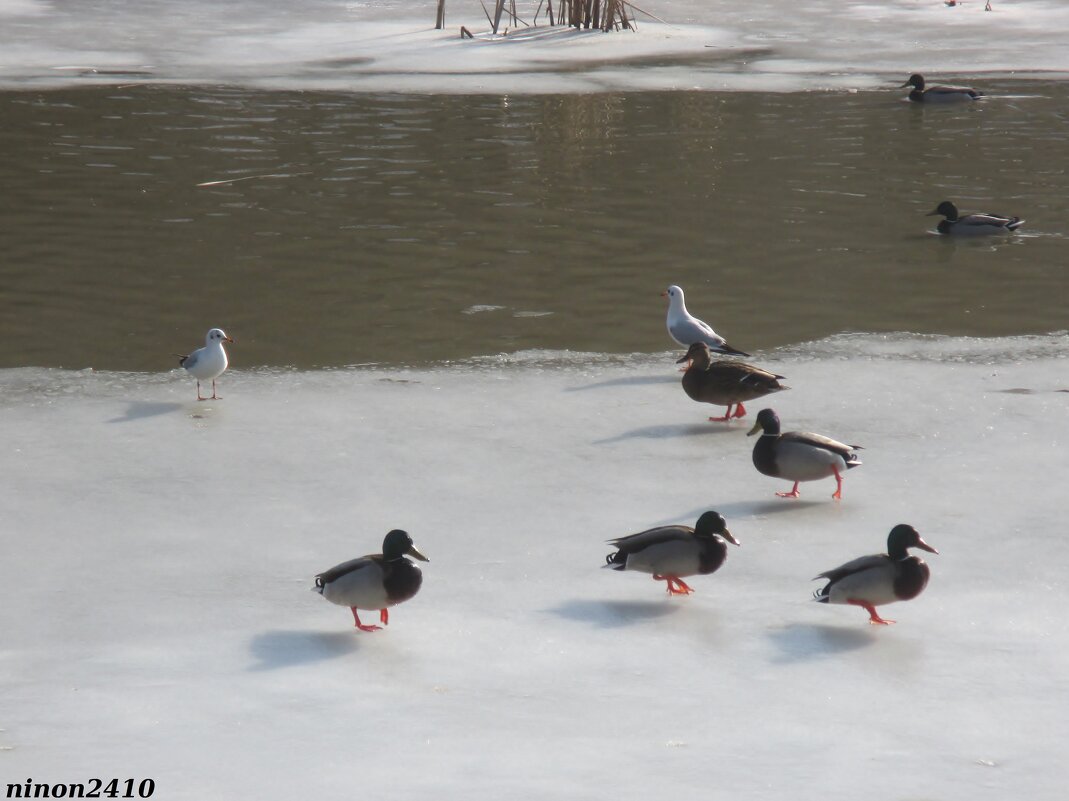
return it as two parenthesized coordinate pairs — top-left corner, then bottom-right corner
(3, 85), (1067, 370)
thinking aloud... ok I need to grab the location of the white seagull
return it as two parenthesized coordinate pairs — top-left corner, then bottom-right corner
(177, 327), (234, 401)
(662, 285), (749, 357)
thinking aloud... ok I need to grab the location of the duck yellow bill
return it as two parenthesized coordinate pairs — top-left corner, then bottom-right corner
(407, 544), (430, 562)
(746, 421), (762, 436)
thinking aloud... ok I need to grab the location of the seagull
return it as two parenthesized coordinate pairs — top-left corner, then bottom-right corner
(927, 200), (1024, 235)
(177, 328), (233, 401)
(662, 285), (749, 358)
(813, 524), (937, 625)
(314, 529), (429, 632)
(901, 73), (983, 103)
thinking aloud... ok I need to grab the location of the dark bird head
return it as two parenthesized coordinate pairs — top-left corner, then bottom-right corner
(694, 510), (740, 546)
(926, 200), (959, 221)
(676, 341), (713, 368)
(382, 529), (430, 562)
(747, 408), (781, 437)
(887, 524), (938, 559)
(901, 73), (925, 89)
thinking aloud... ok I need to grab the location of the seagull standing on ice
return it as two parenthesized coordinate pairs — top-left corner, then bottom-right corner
(662, 285), (750, 358)
(177, 327), (234, 401)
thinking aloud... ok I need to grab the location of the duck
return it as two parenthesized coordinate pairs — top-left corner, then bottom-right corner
(747, 408), (862, 500)
(604, 511), (740, 595)
(927, 200), (1024, 235)
(663, 285), (750, 359)
(313, 529), (429, 631)
(901, 73), (983, 103)
(677, 342), (788, 422)
(176, 327), (234, 401)
(813, 524), (938, 625)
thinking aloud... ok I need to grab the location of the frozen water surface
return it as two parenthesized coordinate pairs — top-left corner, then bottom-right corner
(3, 0), (1069, 91)
(2, 334), (1068, 798)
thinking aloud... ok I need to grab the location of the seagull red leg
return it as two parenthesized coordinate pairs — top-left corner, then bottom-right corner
(379, 609), (389, 626)
(351, 607), (382, 632)
(831, 466), (844, 500)
(733, 402), (747, 419)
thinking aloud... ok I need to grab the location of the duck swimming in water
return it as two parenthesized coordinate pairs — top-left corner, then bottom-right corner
(901, 73), (983, 103)
(927, 200), (1024, 235)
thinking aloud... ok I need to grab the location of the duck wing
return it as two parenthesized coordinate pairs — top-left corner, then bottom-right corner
(814, 553), (887, 584)
(607, 525), (692, 554)
(780, 431), (862, 460)
(927, 84), (982, 99)
(315, 554), (377, 587)
(961, 212), (1018, 228)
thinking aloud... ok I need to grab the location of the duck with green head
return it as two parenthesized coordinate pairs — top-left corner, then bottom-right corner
(901, 73), (983, 103)
(314, 529), (429, 631)
(813, 524), (938, 625)
(927, 200), (1024, 235)
(747, 408), (862, 500)
(604, 511), (740, 596)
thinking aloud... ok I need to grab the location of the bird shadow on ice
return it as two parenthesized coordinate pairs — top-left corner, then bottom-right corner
(593, 422), (738, 445)
(107, 401), (185, 423)
(248, 629), (360, 671)
(545, 598), (679, 628)
(565, 375), (678, 392)
(680, 498), (829, 521)
(766, 623), (877, 663)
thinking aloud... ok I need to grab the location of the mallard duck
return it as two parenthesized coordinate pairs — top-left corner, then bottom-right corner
(663, 285), (749, 358)
(677, 342), (788, 422)
(313, 529), (429, 631)
(176, 328), (234, 401)
(927, 200), (1024, 235)
(747, 408), (862, 500)
(813, 524), (937, 625)
(901, 73), (983, 103)
(604, 510), (740, 595)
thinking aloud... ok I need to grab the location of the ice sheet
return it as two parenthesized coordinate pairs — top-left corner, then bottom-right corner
(2, 334), (1067, 798)
(3, 0), (1069, 92)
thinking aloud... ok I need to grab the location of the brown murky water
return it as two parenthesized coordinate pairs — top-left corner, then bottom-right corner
(2, 83), (1067, 370)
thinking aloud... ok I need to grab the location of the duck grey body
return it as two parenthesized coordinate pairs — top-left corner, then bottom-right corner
(605, 511), (740, 596)
(747, 408), (862, 500)
(927, 200), (1023, 235)
(678, 342), (788, 421)
(901, 73), (982, 103)
(314, 529), (429, 631)
(813, 524), (937, 625)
